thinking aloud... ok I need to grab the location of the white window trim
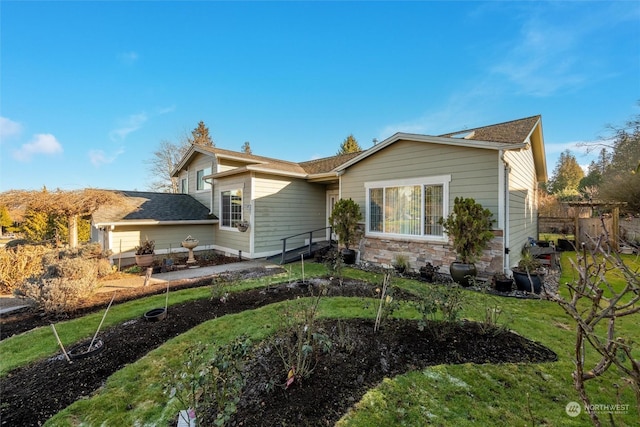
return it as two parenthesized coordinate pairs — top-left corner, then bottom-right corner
(219, 184), (243, 231)
(364, 175), (451, 242)
(196, 167), (212, 192)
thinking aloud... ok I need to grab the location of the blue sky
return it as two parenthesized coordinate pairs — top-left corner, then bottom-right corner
(1, 1), (639, 192)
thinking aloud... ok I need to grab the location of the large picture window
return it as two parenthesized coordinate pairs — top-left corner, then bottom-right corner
(366, 176), (449, 239)
(221, 189), (243, 228)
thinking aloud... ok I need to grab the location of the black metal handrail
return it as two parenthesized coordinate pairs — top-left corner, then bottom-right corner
(280, 226), (333, 264)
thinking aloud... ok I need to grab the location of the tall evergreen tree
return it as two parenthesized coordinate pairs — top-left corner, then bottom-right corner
(336, 134), (362, 155)
(0, 206), (12, 236)
(598, 110), (640, 211)
(578, 160), (603, 192)
(241, 141), (252, 154)
(548, 150), (584, 197)
(22, 208), (52, 241)
(189, 121), (214, 147)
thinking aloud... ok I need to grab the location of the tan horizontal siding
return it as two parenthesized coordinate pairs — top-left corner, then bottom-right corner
(341, 140), (500, 215)
(254, 174), (327, 254)
(110, 224), (215, 255)
(505, 149), (538, 267)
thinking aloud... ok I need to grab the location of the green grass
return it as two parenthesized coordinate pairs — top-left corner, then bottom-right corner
(538, 233), (575, 245)
(3, 257), (638, 426)
(0, 264), (316, 376)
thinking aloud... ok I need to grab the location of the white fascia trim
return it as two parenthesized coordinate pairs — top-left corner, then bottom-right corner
(205, 165), (307, 180)
(94, 220), (217, 227)
(307, 172), (339, 182)
(246, 165), (307, 177)
(214, 153), (270, 164)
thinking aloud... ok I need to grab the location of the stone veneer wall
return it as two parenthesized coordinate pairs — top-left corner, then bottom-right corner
(358, 230), (504, 276)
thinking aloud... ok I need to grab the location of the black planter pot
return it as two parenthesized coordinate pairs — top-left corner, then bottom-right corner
(144, 307), (167, 322)
(513, 270), (544, 294)
(67, 338), (105, 360)
(341, 248), (356, 265)
(449, 262), (477, 287)
(557, 239), (575, 252)
(493, 277), (513, 292)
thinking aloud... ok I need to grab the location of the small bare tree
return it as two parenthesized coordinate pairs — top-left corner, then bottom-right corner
(550, 217), (639, 426)
(146, 139), (190, 193)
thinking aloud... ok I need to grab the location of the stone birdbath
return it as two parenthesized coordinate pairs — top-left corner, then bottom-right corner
(181, 235), (199, 264)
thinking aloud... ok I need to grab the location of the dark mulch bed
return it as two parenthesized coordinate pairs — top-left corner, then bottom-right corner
(226, 317), (557, 426)
(0, 271), (557, 427)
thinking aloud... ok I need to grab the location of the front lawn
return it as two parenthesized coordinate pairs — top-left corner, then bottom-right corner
(2, 255), (638, 426)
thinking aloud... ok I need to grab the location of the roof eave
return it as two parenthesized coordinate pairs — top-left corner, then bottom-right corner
(306, 172), (340, 183)
(171, 145), (216, 177)
(93, 219), (218, 227)
(207, 165), (308, 179)
(215, 153), (270, 165)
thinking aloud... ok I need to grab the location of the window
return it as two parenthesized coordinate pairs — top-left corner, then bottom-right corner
(366, 176), (449, 239)
(180, 178), (188, 194)
(221, 189), (243, 228)
(196, 167), (211, 191)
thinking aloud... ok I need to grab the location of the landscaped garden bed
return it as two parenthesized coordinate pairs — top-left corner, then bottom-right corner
(0, 254), (637, 426)
(1, 267), (557, 427)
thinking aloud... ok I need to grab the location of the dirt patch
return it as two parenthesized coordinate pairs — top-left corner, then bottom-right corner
(0, 275), (557, 427)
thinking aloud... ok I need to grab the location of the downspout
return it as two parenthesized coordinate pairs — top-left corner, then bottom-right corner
(204, 177), (214, 215)
(500, 151), (511, 273)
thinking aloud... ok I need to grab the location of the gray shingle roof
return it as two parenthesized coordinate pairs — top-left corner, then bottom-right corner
(439, 115), (541, 144)
(299, 152), (363, 174)
(93, 191), (215, 224)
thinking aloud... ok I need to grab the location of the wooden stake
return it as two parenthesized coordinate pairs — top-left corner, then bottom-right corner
(164, 277), (170, 312)
(89, 291), (116, 351)
(143, 267), (153, 286)
(51, 324), (71, 363)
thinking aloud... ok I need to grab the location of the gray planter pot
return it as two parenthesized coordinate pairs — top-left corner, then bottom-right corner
(449, 262), (477, 286)
(135, 254), (154, 267)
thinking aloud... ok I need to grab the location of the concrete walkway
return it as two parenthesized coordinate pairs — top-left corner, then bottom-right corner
(95, 259), (277, 293)
(0, 259), (279, 315)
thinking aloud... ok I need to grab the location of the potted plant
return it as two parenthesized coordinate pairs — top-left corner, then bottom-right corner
(419, 262), (437, 282)
(237, 220), (249, 232)
(439, 197), (494, 286)
(392, 254), (409, 274)
(328, 198), (363, 265)
(134, 238), (155, 267)
(491, 273), (513, 292)
(512, 250), (545, 294)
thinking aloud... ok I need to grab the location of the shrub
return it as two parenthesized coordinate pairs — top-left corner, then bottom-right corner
(165, 336), (252, 426)
(10, 242), (111, 315)
(414, 284), (467, 339)
(439, 197), (494, 263)
(0, 243), (53, 293)
(273, 288), (331, 387)
(14, 257), (99, 315)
